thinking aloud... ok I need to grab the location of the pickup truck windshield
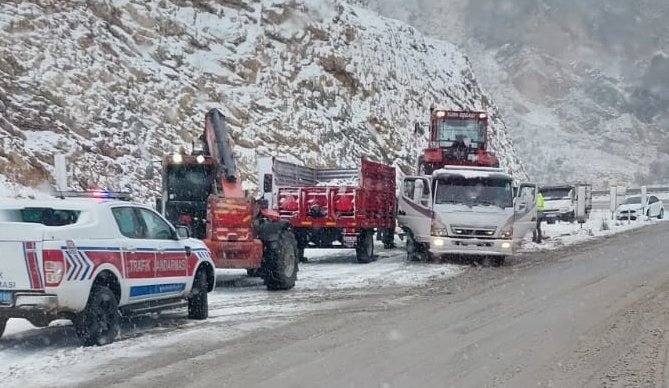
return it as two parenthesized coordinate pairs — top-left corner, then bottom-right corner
(166, 164), (213, 202)
(435, 177), (513, 208)
(541, 188), (572, 200)
(436, 119), (485, 146)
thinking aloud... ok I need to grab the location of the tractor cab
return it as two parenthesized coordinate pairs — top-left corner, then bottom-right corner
(416, 108), (498, 174)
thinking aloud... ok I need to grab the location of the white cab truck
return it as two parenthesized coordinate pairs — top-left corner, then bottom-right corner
(0, 194), (215, 346)
(539, 183), (592, 224)
(398, 166), (537, 266)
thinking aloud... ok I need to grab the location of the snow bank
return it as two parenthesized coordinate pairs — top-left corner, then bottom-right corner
(520, 209), (667, 252)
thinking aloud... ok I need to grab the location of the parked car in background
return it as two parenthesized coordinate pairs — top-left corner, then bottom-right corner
(615, 195), (664, 220)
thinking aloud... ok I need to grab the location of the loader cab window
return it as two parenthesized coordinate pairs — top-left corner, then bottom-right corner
(436, 119), (485, 147)
(165, 164), (213, 202)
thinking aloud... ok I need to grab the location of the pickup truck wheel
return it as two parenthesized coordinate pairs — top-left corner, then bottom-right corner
(263, 231), (298, 291)
(659, 209), (664, 219)
(356, 231), (375, 263)
(492, 256), (505, 267)
(188, 269), (209, 320)
(74, 286), (120, 346)
(0, 318), (7, 338)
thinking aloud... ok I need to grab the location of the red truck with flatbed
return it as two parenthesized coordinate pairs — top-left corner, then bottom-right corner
(257, 157), (396, 263)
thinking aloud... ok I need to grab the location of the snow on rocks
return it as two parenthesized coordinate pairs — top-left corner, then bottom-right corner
(0, 0), (525, 200)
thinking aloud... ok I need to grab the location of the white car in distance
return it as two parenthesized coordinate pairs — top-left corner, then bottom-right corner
(615, 195), (664, 221)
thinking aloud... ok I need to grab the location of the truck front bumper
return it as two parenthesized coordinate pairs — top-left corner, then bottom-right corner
(429, 237), (513, 257)
(0, 291), (59, 324)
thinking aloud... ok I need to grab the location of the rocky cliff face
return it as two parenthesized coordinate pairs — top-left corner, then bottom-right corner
(360, 0), (669, 187)
(0, 0), (526, 199)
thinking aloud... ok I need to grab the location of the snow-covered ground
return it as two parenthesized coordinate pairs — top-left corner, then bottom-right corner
(0, 244), (462, 387)
(1, 212), (667, 386)
(520, 209), (668, 252)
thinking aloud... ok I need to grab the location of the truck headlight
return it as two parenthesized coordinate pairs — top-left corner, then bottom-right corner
(500, 220), (513, 239)
(431, 218), (448, 237)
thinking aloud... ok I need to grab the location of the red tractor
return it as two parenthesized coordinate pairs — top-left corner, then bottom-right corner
(415, 107), (499, 174)
(154, 109), (298, 290)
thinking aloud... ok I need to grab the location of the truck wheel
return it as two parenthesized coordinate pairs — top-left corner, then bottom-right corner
(188, 269), (209, 320)
(0, 318), (7, 338)
(356, 231), (375, 263)
(493, 256), (505, 267)
(263, 230), (298, 291)
(382, 228), (396, 249)
(659, 209), (664, 219)
(298, 247), (308, 263)
(74, 286), (120, 346)
(405, 233), (423, 262)
(247, 268), (262, 278)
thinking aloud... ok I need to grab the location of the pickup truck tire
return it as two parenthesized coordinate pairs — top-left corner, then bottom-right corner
(74, 286), (120, 346)
(493, 256), (505, 267)
(0, 318), (7, 338)
(659, 209), (664, 219)
(356, 231), (375, 263)
(188, 269), (209, 320)
(263, 230), (298, 291)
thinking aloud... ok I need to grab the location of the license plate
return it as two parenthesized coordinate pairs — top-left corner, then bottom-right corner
(343, 236), (356, 248)
(0, 291), (12, 304)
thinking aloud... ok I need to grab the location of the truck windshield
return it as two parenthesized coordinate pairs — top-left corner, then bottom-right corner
(435, 177), (513, 208)
(541, 188), (572, 200)
(436, 119), (485, 146)
(166, 164), (213, 202)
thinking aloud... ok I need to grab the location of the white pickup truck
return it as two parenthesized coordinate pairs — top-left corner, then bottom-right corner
(0, 193), (215, 346)
(398, 167), (538, 266)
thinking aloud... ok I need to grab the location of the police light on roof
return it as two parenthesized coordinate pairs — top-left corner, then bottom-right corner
(196, 154), (205, 164)
(172, 153), (183, 164)
(90, 190), (111, 198)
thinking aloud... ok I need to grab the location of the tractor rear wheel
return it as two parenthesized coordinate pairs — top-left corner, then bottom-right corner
(262, 230), (299, 291)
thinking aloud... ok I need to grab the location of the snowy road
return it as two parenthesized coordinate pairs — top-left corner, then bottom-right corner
(1, 213), (667, 387)
(72, 222), (669, 388)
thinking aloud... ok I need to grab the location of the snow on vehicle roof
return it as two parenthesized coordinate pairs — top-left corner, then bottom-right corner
(432, 167), (512, 180)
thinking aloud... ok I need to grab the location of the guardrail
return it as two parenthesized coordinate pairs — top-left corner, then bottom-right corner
(592, 186), (669, 196)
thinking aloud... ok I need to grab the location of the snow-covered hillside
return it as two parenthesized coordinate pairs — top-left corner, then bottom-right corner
(358, 0), (669, 188)
(0, 0), (526, 200)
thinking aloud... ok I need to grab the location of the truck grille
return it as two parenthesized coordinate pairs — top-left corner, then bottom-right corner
(451, 226), (496, 238)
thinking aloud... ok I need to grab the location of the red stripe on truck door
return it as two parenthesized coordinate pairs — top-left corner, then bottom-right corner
(23, 242), (43, 289)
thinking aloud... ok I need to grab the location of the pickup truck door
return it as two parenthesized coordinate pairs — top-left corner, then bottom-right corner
(135, 208), (191, 299)
(397, 176), (433, 242)
(514, 183), (538, 242)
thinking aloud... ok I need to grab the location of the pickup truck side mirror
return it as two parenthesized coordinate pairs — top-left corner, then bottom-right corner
(176, 225), (191, 240)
